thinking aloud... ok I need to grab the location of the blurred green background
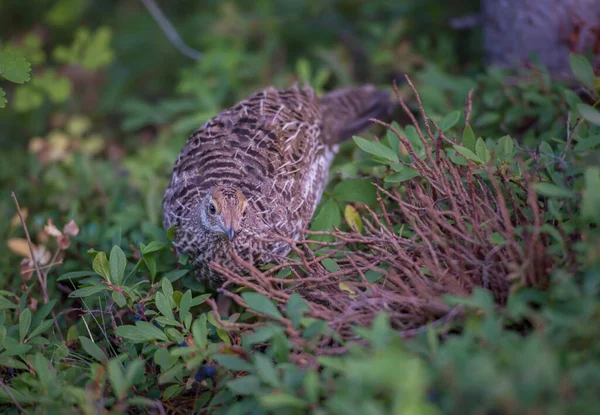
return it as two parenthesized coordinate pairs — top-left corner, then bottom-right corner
(0, 0), (481, 277)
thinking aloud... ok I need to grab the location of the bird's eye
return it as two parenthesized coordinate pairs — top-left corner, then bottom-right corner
(209, 202), (217, 215)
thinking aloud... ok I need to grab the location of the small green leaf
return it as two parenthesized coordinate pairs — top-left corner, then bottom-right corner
(497, 135), (514, 157)
(475, 137), (491, 163)
(438, 110), (461, 131)
(161, 278), (174, 300)
(453, 144), (483, 163)
(227, 375), (262, 395)
(155, 292), (175, 321)
(303, 370), (320, 403)
(260, 393), (307, 410)
(19, 308), (31, 343)
(570, 54), (595, 90)
(79, 336), (107, 362)
(384, 167), (420, 183)
(353, 136), (399, 162)
(112, 291), (126, 307)
(286, 294), (309, 330)
(332, 179), (377, 205)
(57, 271), (96, 281)
(93, 252), (111, 282)
(213, 354), (253, 371)
(242, 325), (284, 346)
(535, 182), (577, 199)
(108, 359), (126, 401)
(310, 199), (341, 234)
(28, 320), (53, 340)
(0, 87), (6, 108)
(0, 49), (32, 83)
(578, 104), (600, 126)
(69, 285), (109, 298)
(163, 384), (183, 400)
(109, 245), (127, 286)
(582, 167), (600, 220)
(254, 353), (280, 388)
(321, 258), (340, 273)
(140, 241), (166, 254)
(192, 314), (208, 349)
(462, 124), (476, 152)
(125, 359), (145, 392)
(241, 292), (282, 319)
(116, 322), (168, 343)
(179, 290), (192, 323)
(143, 254), (157, 281)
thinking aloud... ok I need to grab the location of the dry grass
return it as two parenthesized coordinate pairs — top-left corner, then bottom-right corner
(207, 76), (552, 357)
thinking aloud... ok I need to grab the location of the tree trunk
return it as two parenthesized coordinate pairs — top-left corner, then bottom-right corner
(483, 0), (600, 74)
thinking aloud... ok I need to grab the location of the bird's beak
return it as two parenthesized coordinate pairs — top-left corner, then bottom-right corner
(225, 227), (235, 241)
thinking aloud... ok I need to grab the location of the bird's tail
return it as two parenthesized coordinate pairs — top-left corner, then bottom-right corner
(320, 85), (393, 144)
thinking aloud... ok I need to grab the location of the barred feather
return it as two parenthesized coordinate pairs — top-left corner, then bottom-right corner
(163, 84), (391, 285)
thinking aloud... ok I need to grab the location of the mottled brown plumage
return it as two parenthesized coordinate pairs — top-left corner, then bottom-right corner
(163, 84), (390, 286)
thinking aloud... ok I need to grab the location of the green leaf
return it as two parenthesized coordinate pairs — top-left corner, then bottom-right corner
(79, 336), (107, 362)
(0, 87), (6, 108)
(213, 354), (253, 371)
(578, 104), (600, 126)
(475, 137), (491, 163)
(227, 375), (262, 395)
(332, 179), (377, 205)
(303, 370), (320, 403)
(286, 294), (309, 330)
(241, 292), (282, 319)
(582, 167), (600, 220)
(143, 254), (157, 281)
(535, 182), (577, 199)
(384, 168), (420, 183)
(116, 322), (168, 343)
(140, 241), (166, 254)
(497, 135), (514, 157)
(179, 290), (192, 323)
(453, 145), (483, 163)
(254, 353), (280, 388)
(163, 385), (183, 400)
(108, 359), (126, 401)
(242, 325), (284, 346)
(125, 359), (145, 392)
(0, 49), (32, 83)
(353, 136), (399, 162)
(93, 252), (111, 282)
(112, 291), (126, 307)
(69, 284), (109, 298)
(574, 135), (600, 152)
(19, 308), (31, 343)
(109, 245), (127, 286)
(28, 320), (53, 340)
(164, 269), (189, 283)
(462, 124), (476, 152)
(57, 271), (96, 281)
(260, 393), (307, 409)
(155, 292), (175, 322)
(438, 110), (461, 131)
(310, 199), (341, 233)
(192, 314), (208, 349)
(161, 278), (174, 300)
(570, 54), (595, 90)
(0, 296), (17, 310)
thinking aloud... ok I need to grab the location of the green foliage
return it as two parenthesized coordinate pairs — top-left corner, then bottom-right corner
(1, 1), (600, 413)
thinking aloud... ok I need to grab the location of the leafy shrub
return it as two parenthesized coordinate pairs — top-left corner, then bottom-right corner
(2, 1), (600, 413)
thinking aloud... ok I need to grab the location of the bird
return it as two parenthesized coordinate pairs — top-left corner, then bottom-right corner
(163, 84), (391, 289)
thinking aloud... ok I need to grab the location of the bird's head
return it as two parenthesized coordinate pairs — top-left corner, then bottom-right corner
(200, 186), (247, 240)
